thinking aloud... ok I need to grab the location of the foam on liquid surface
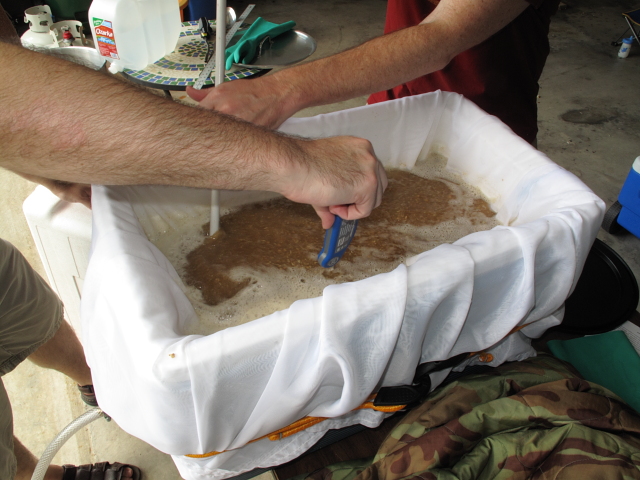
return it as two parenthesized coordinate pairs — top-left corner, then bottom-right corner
(150, 154), (500, 335)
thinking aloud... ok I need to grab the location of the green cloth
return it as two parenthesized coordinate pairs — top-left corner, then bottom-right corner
(225, 17), (296, 70)
(548, 330), (640, 413)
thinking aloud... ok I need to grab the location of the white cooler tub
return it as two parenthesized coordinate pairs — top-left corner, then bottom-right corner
(26, 91), (605, 480)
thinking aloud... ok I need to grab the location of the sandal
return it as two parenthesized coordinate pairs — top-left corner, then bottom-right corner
(77, 384), (98, 407)
(62, 462), (142, 480)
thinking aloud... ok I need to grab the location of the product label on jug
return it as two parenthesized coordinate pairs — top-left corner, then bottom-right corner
(93, 18), (119, 60)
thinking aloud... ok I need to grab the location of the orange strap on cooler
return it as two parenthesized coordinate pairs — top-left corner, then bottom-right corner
(186, 323), (531, 458)
(186, 397), (406, 458)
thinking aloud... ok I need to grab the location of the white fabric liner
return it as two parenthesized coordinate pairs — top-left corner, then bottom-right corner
(81, 91), (605, 480)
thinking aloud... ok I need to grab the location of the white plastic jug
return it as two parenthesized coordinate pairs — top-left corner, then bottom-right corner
(89, 0), (180, 72)
(159, 0), (181, 55)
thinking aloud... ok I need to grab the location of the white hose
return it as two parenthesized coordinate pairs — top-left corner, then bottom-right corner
(31, 408), (104, 480)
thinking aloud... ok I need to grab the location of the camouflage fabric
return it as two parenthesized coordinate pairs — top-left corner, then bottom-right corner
(298, 354), (640, 480)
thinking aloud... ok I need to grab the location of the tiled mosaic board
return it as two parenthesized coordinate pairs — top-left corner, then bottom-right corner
(122, 20), (263, 90)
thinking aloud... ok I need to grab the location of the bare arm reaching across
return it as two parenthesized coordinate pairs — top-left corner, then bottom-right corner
(186, 0), (530, 129)
(0, 39), (386, 228)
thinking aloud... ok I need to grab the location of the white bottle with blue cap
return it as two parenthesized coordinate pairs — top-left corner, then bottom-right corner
(618, 36), (634, 58)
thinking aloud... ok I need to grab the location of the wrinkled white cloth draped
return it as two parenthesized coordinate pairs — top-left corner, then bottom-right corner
(81, 92), (604, 480)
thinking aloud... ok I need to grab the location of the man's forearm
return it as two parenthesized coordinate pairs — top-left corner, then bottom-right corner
(0, 41), (301, 192)
(277, 0), (530, 114)
(274, 23), (454, 114)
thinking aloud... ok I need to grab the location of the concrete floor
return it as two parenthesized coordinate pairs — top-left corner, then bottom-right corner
(1, 0), (639, 478)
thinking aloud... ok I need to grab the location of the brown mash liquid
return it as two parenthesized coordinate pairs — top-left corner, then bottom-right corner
(184, 170), (495, 306)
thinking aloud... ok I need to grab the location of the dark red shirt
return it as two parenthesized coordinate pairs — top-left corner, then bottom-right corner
(368, 0), (560, 144)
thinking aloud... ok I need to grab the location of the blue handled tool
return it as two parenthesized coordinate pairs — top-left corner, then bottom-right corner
(317, 217), (358, 268)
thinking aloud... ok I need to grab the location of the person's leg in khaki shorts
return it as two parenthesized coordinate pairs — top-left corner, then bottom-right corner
(0, 239), (140, 480)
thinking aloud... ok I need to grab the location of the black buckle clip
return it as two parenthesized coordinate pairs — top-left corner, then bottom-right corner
(373, 352), (469, 407)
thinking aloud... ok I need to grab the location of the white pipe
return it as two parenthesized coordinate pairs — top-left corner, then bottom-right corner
(210, 190), (220, 235)
(215, 0), (226, 88)
(31, 408), (104, 480)
(210, 0), (227, 236)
